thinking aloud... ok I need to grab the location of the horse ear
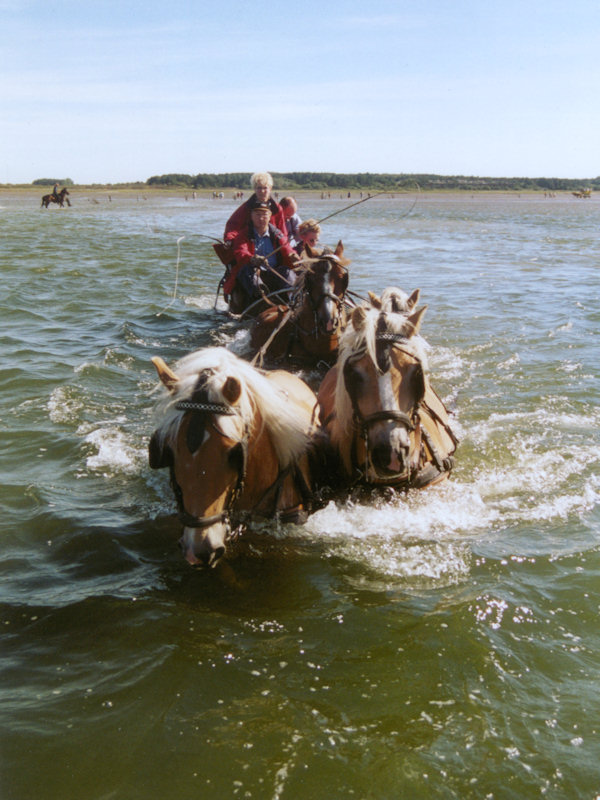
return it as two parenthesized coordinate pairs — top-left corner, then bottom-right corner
(334, 240), (351, 266)
(152, 356), (179, 392)
(368, 291), (382, 310)
(407, 289), (420, 310)
(149, 431), (173, 469)
(351, 306), (368, 331)
(222, 376), (242, 405)
(405, 305), (427, 337)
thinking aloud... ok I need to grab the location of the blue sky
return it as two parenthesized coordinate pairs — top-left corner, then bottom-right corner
(2, 0), (599, 183)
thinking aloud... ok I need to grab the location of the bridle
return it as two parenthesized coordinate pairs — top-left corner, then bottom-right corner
(172, 399), (248, 534)
(170, 398), (314, 535)
(342, 333), (420, 480)
(296, 256), (347, 338)
(342, 331), (457, 482)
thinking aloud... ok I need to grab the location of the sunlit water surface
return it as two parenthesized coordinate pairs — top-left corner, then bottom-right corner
(1, 190), (599, 799)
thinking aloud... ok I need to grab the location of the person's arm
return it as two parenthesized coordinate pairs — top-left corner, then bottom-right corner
(232, 231), (256, 266)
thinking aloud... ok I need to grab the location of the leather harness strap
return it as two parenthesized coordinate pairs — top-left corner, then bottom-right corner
(343, 333), (456, 485)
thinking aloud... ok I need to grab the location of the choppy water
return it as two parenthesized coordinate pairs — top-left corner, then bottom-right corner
(1, 189), (599, 799)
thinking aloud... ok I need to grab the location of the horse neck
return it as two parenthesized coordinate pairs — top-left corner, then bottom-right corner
(235, 410), (283, 508)
(240, 406), (312, 515)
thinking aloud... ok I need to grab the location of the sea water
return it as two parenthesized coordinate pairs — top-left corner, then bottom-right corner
(1, 189), (599, 799)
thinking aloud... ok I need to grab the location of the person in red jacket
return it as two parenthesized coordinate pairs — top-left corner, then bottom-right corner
(223, 172), (287, 243)
(229, 203), (299, 305)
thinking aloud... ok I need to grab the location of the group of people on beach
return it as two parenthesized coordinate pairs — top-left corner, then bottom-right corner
(218, 172), (322, 310)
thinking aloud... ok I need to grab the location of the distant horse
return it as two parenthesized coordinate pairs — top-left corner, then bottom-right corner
(41, 188), (70, 208)
(317, 293), (458, 489)
(249, 241), (350, 367)
(149, 347), (321, 568)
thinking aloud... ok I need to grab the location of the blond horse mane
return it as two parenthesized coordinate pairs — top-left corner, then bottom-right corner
(153, 347), (310, 468)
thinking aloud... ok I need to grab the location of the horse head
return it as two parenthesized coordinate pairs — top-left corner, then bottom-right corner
(149, 355), (248, 567)
(335, 301), (428, 483)
(149, 348), (318, 567)
(301, 240), (349, 336)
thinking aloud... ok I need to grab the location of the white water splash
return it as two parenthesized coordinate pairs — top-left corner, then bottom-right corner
(48, 386), (84, 424)
(303, 484), (486, 583)
(83, 427), (144, 475)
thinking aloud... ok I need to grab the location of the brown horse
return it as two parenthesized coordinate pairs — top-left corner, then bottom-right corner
(249, 241), (350, 367)
(317, 292), (458, 489)
(41, 188), (70, 208)
(149, 347), (321, 567)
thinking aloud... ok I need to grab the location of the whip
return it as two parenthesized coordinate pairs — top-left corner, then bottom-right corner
(156, 236), (186, 317)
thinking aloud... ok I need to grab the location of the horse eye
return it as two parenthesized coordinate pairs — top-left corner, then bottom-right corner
(227, 443), (244, 472)
(347, 364), (365, 387)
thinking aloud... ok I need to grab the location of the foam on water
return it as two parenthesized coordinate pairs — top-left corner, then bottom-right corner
(302, 484), (485, 584)
(83, 426), (145, 475)
(48, 385), (85, 424)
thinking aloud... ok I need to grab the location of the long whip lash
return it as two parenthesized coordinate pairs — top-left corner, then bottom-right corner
(317, 184), (420, 226)
(315, 190), (388, 225)
(156, 236), (185, 317)
(259, 185), (420, 272)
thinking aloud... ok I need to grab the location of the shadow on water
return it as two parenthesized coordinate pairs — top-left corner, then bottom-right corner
(123, 308), (246, 360)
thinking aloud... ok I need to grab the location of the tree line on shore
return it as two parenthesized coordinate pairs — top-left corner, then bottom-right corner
(145, 172), (600, 193)
(26, 173), (598, 192)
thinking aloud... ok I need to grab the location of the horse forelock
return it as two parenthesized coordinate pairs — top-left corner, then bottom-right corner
(377, 310), (428, 368)
(379, 287), (410, 313)
(153, 348), (310, 467)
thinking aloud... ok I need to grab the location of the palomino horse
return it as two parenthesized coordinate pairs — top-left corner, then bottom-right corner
(317, 290), (458, 489)
(149, 347), (320, 567)
(249, 241), (350, 367)
(41, 188), (70, 208)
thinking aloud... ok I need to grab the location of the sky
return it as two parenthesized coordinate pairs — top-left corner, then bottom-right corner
(1, 0), (599, 184)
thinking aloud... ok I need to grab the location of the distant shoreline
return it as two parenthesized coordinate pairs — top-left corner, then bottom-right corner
(1, 170), (598, 196)
(0, 185), (593, 200)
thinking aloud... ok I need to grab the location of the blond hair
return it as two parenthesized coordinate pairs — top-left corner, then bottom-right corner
(299, 219), (321, 237)
(251, 172), (273, 190)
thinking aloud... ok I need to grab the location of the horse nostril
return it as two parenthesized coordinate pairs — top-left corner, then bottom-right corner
(207, 546), (225, 568)
(371, 441), (408, 474)
(371, 443), (391, 470)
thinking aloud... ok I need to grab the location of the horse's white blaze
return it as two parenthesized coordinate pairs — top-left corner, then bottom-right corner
(375, 371), (409, 472)
(378, 371), (397, 411)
